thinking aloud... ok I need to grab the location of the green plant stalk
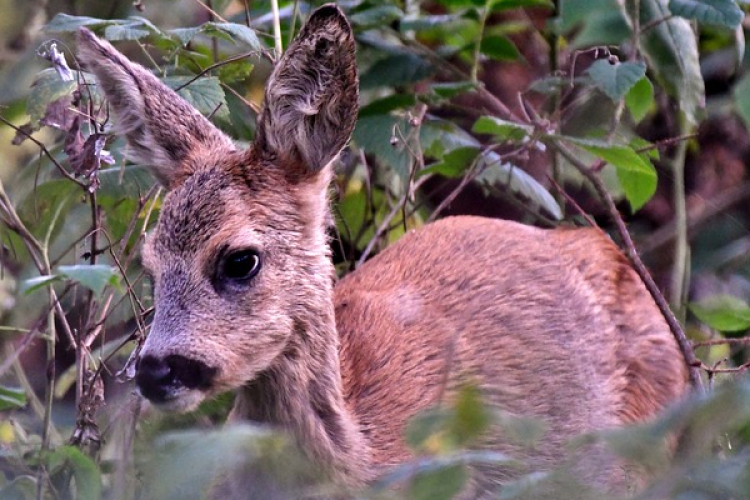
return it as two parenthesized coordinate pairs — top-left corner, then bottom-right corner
(670, 118), (691, 321)
(470, 0), (492, 83)
(271, 0), (283, 59)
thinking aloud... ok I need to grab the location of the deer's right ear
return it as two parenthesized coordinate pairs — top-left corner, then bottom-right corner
(76, 28), (234, 189)
(253, 5), (358, 180)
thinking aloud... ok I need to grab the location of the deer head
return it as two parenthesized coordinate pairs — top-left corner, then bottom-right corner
(77, 4), (358, 412)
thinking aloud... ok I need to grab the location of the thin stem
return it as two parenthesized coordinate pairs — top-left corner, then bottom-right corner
(670, 119), (691, 322)
(470, 1), (491, 83)
(270, 0), (283, 59)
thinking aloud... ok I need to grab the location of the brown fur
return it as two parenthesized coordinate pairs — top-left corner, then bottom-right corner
(77, 4), (688, 497)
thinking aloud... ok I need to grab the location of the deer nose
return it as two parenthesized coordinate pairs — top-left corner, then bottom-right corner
(136, 354), (217, 403)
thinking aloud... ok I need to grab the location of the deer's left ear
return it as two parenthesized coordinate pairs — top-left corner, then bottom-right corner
(253, 5), (359, 178)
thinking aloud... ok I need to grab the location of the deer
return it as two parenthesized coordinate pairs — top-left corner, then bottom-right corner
(76, 4), (688, 498)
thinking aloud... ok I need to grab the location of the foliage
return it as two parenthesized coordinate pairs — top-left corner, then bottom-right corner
(0, 0), (749, 499)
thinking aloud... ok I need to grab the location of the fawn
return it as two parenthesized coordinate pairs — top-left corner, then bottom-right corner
(76, 4), (688, 497)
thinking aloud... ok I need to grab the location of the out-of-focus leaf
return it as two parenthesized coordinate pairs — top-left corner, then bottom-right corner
(625, 77), (655, 123)
(202, 22), (262, 50)
(350, 5), (404, 27)
(733, 74), (750, 130)
(20, 274), (63, 295)
(472, 116), (533, 141)
(27, 69), (76, 126)
(360, 54), (435, 89)
(621, 0), (704, 126)
(0, 386), (26, 411)
(48, 447), (101, 500)
(359, 94), (418, 117)
(430, 81), (477, 99)
(421, 147), (481, 178)
(479, 35), (520, 61)
(586, 59), (646, 101)
(668, 0), (743, 28)
(163, 76), (229, 121)
(45, 13), (110, 32)
(409, 463), (468, 500)
(689, 295), (750, 333)
(57, 264), (122, 297)
(564, 137), (657, 211)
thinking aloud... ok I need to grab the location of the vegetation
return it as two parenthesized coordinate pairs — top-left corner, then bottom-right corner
(0, 0), (749, 498)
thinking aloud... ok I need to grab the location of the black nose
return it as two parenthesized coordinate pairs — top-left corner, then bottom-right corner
(136, 354), (217, 403)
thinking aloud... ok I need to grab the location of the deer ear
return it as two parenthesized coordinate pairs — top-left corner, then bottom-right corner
(254, 5), (358, 179)
(76, 28), (234, 189)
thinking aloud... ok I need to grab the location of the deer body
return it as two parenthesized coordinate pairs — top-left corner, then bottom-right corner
(76, 4), (687, 497)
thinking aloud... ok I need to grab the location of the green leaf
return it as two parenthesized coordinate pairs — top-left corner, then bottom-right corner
(57, 264), (121, 297)
(20, 274), (63, 295)
(359, 94), (418, 117)
(689, 295), (750, 333)
(472, 116), (533, 141)
(103, 18), (161, 41)
(44, 13), (109, 32)
(0, 386), (27, 411)
(621, 0), (705, 127)
(163, 76), (229, 121)
(408, 463), (468, 500)
(668, 0), (743, 28)
(350, 5), (404, 27)
(430, 81), (478, 99)
(732, 74), (750, 130)
(205, 22), (262, 50)
(27, 69), (77, 126)
(625, 77), (655, 123)
(421, 147), (481, 178)
(360, 54), (435, 89)
(479, 35), (520, 61)
(48, 447), (101, 500)
(586, 59), (647, 101)
(571, 139), (657, 211)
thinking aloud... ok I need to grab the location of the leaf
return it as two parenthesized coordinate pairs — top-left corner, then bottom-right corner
(0, 386), (27, 411)
(163, 76), (229, 121)
(20, 274), (63, 295)
(479, 35), (520, 61)
(408, 463), (468, 500)
(360, 54), (435, 89)
(568, 138), (657, 211)
(57, 264), (121, 297)
(44, 13), (110, 33)
(104, 21), (151, 41)
(625, 77), (655, 123)
(689, 295), (750, 333)
(732, 74), (750, 130)
(350, 5), (404, 27)
(430, 81), (477, 99)
(668, 0), (743, 28)
(586, 59), (647, 101)
(472, 116), (534, 141)
(359, 94), (418, 117)
(421, 147), (481, 178)
(48, 447), (102, 500)
(621, 0), (705, 127)
(205, 22), (262, 50)
(27, 69), (77, 126)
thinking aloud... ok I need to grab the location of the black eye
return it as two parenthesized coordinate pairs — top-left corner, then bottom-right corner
(221, 250), (261, 282)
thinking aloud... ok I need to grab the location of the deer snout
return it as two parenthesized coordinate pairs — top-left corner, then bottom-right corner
(135, 354), (218, 406)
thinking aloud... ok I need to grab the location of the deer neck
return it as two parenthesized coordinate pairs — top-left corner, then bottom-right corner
(230, 260), (373, 486)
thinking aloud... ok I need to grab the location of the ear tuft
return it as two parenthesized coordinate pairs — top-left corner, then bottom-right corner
(76, 28), (234, 189)
(254, 4), (358, 178)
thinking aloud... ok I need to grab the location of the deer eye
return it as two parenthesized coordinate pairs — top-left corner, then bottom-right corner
(220, 249), (261, 282)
